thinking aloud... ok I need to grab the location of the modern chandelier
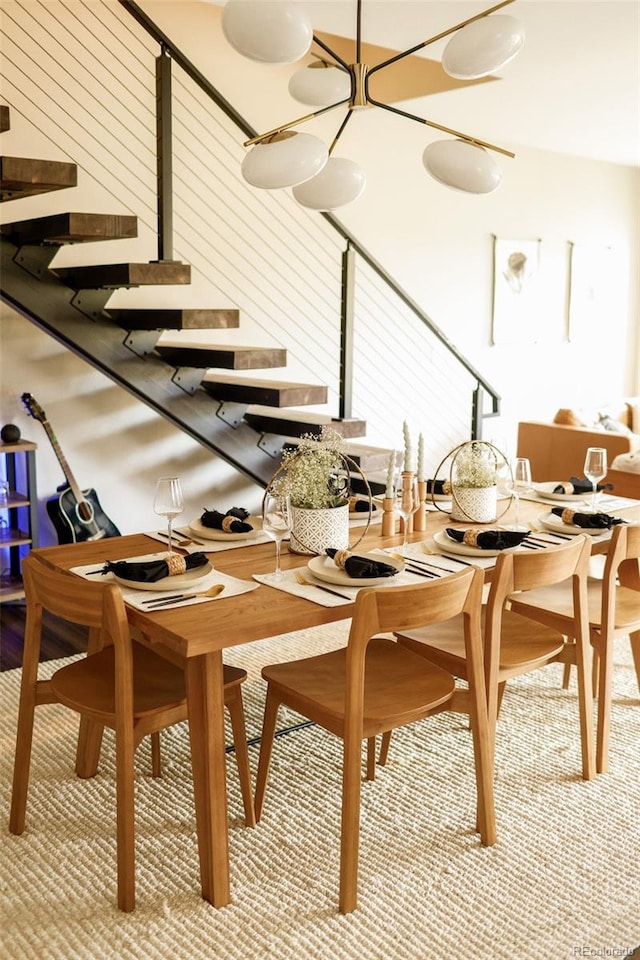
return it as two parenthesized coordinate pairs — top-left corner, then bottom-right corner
(220, 0), (525, 209)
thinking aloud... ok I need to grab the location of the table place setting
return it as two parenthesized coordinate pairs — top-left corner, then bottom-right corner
(70, 552), (259, 611)
(253, 547), (444, 606)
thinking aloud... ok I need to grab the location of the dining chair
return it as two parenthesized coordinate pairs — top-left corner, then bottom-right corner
(9, 555), (255, 913)
(254, 565), (496, 914)
(390, 535), (596, 780)
(508, 522), (640, 774)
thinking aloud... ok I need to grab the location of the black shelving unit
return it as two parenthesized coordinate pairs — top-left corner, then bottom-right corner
(0, 440), (39, 602)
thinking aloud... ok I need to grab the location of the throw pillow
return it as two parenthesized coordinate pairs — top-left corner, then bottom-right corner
(611, 452), (640, 474)
(599, 414), (634, 436)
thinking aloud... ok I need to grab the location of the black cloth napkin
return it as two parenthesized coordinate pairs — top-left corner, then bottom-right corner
(325, 548), (398, 579)
(348, 497), (378, 513)
(550, 507), (623, 529)
(201, 507), (253, 533)
(445, 528), (530, 550)
(426, 479), (450, 496)
(102, 552), (208, 583)
(553, 477), (614, 495)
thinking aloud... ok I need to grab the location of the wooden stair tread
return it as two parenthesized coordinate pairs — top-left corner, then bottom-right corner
(283, 440), (396, 474)
(0, 213), (137, 246)
(245, 410), (366, 436)
(1, 156), (77, 201)
(157, 346), (286, 371)
(0, 106), (9, 133)
(107, 308), (240, 331)
(54, 261), (191, 288)
(202, 374), (324, 405)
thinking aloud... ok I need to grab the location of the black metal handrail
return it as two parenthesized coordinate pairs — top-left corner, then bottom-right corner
(119, 0), (500, 432)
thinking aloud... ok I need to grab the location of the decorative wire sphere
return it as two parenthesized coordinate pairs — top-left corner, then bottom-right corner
(430, 440), (514, 523)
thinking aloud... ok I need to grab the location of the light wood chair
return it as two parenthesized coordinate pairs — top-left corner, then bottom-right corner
(391, 535), (596, 780)
(508, 523), (640, 773)
(254, 566), (495, 914)
(9, 555), (255, 913)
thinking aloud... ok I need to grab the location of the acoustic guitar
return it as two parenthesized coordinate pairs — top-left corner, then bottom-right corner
(21, 392), (121, 544)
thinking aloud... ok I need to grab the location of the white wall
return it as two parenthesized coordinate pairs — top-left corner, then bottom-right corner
(1, 0), (638, 550)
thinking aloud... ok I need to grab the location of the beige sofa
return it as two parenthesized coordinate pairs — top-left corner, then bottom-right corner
(516, 398), (640, 500)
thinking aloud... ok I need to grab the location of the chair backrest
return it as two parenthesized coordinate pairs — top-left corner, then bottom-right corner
(22, 554), (133, 714)
(599, 522), (640, 630)
(344, 566), (485, 715)
(485, 535), (592, 701)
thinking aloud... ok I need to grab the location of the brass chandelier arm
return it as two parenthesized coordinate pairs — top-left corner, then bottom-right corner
(366, 95), (516, 159)
(367, 0), (516, 78)
(329, 108), (356, 155)
(312, 33), (352, 71)
(243, 98), (351, 148)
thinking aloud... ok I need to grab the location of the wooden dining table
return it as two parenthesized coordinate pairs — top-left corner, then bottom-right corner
(30, 494), (640, 909)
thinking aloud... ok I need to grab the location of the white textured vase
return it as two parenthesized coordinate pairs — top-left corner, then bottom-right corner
(450, 485), (498, 523)
(289, 504), (350, 555)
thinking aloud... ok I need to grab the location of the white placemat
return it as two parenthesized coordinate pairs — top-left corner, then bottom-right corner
(521, 492), (637, 511)
(253, 553), (448, 607)
(70, 557), (260, 611)
(144, 528), (272, 553)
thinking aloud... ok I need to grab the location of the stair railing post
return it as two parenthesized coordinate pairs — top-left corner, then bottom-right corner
(340, 243), (355, 421)
(471, 384), (483, 439)
(156, 46), (173, 262)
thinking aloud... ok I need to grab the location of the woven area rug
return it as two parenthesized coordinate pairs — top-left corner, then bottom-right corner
(1, 623), (639, 960)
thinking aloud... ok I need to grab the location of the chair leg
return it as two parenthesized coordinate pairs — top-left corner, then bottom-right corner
(574, 627), (596, 781)
(366, 737), (376, 781)
(254, 688), (280, 823)
(591, 647), (600, 697)
(151, 732), (162, 778)
(9, 646), (41, 835)
(379, 730), (391, 767)
(561, 663), (572, 690)
(115, 723), (136, 912)
(226, 688), (256, 827)
(595, 636), (613, 775)
(339, 733), (363, 914)
(75, 720), (105, 779)
(496, 681), (507, 717)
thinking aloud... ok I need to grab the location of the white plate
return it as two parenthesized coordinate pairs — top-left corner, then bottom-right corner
(533, 482), (588, 502)
(112, 555), (213, 591)
(538, 511), (607, 537)
(427, 492), (452, 503)
(307, 552), (404, 587)
(433, 529), (519, 558)
(188, 515), (262, 541)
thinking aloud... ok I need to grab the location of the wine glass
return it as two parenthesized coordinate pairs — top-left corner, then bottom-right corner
(505, 457), (532, 531)
(153, 477), (184, 554)
(393, 471), (420, 548)
(262, 492), (291, 581)
(584, 447), (607, 512)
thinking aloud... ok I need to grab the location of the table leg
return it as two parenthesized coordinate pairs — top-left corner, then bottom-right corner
(186, 651), (231, 907)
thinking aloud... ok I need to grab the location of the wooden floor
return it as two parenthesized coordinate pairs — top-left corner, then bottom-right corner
(0, 600), (88, 671)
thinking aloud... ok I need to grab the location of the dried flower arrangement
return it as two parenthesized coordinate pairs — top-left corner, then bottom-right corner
(272, 425), (350, 509)
(452, 441), (499, 488)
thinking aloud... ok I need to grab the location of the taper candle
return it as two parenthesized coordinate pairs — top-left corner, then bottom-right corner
(385, 449), (396, 497)
(417, 433), (424, 482)
(403, 421), (412, 472)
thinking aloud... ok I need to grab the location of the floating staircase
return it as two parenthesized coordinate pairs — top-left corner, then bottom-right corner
(1, 106), (392, 491)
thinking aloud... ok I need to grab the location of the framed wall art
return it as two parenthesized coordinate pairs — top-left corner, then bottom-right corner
(491, 236), (542, 345)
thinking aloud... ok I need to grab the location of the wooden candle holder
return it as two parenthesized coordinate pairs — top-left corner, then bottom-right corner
(382, 496), (396, 536)
(413, 479), (427, 531)
(401, 470), (415, 535)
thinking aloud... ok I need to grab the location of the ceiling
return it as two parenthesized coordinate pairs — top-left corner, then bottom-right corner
(214, 1), (640, 167)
